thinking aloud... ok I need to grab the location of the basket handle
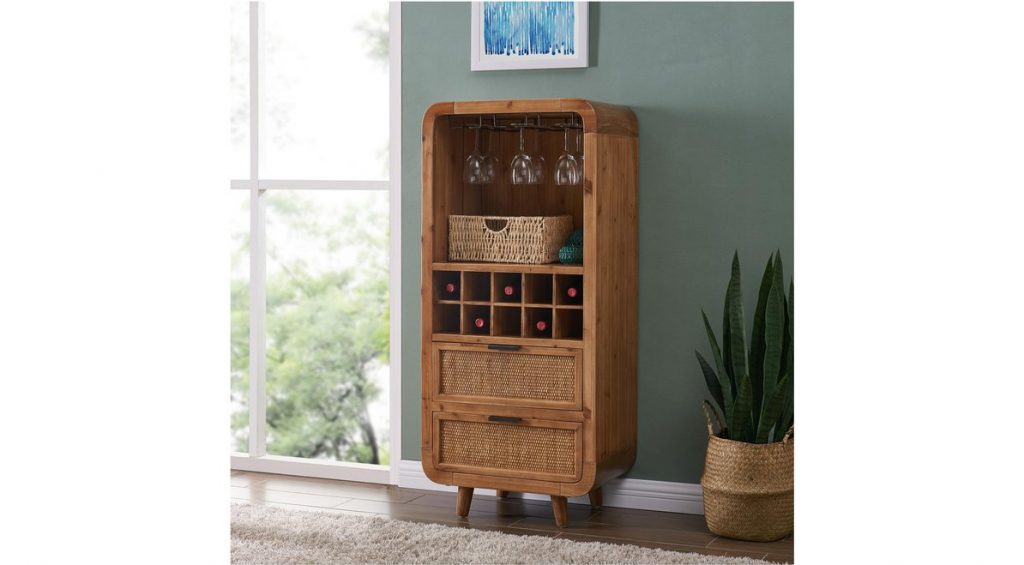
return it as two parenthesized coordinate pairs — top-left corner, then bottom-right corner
(701, 400), (724, 437)
(483, 218), (509, 233)
(783, 425), (794, 444)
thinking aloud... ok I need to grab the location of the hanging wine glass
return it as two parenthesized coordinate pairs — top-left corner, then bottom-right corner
(572, 115), (584, 163)
(483, 117), (500, 181)
(555, 126), (582, 186)
(463, 117), (494, 185)
(510, 119), (536, 185)
(529, 115), (546, 184)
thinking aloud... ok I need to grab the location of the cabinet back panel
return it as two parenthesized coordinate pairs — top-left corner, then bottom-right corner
(431, 113), (585, 261)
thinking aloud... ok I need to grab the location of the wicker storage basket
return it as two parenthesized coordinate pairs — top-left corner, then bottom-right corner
(449, 215), (573, 264)
(700, 401), (793, 542)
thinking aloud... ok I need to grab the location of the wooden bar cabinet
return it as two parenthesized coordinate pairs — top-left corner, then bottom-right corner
(421, 99), (638, 527)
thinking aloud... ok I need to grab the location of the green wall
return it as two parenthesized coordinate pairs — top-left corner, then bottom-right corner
(401, 2), (793, 484)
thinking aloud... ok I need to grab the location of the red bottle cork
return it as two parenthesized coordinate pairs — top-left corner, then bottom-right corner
(445, 282), (457, 294)
(474, 317), (486, 329)
(566, 287), (579, 298)
(535, 320), (548, 332)
(504, 285), (516, 296)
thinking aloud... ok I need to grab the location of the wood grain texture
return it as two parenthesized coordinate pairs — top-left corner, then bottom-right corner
(456, 486), (474, 516)
(551, 495), (569, 528)
(591, 133), (639, 486)
(430, 332), (583, 350)
(433, 262), (583, 274)
(421, 102), (454, 489)
(451, 471), (564, 497)
(422, 99), (638, 526)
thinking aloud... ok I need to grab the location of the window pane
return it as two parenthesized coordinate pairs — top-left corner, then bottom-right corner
(263, 2), (390, 180)
(230, 2), (250, 180)
(230, 191), (250, 452)
(264, 190), (390, 464)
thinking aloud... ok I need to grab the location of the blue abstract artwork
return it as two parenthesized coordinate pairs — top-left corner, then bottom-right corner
(482, 2), (576, 57)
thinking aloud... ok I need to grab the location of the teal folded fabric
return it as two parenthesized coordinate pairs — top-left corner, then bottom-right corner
(559, 243), (583, 264)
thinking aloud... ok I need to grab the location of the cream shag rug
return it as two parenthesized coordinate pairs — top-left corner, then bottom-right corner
(231, 503), (774, 565)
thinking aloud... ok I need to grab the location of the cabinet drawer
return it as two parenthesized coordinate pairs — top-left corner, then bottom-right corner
(433, 411), (581, 482)
(431, 343), (582, 409)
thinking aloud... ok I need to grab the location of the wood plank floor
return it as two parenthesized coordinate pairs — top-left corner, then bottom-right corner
(231, 471), (794, 563)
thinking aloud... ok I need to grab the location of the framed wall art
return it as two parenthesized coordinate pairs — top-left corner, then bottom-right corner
(470, 2), (589, 71)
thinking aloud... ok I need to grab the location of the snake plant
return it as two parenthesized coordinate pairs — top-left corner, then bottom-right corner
(696, 251), (793, 443)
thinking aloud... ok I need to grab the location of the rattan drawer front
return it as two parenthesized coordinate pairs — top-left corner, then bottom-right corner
(433, 412), (582, 482)
(432, 343), (582, 409)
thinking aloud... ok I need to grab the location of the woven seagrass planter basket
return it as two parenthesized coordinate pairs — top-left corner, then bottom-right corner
(700, 403), (793, 542)
(449, 215), (573, 264)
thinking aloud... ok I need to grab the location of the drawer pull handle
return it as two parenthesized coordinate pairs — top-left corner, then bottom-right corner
(488, 415), (523, 424)
(487, 344), (522, 351)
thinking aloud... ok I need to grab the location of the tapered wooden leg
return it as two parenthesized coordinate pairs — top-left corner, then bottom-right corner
(588, 487), (603, 508)
(551, 495), (568, 528)
(456, 486), (474, 517)
(495, 489), (509, 498)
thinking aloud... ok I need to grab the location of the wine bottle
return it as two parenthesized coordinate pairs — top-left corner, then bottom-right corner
(566, 286), (579, 299)
(474, 316), (487, 329)
(445, 282), (457, 295)
(535, 319), (548, 332)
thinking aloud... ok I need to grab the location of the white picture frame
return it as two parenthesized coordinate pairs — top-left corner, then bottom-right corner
(471, 2), (589, 71)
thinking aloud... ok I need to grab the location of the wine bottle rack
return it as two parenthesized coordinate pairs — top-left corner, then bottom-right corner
(432, 268), (584, 345)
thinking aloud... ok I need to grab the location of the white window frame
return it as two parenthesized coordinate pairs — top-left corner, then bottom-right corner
(230, 1), (402, 485)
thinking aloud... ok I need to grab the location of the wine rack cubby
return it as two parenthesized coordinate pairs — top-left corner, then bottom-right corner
(493, 272), (522, 303)
(462, 271), (491, 302)
(555, 274), (583, 306)
(463, 304), (491, 335)
(434, 271), (461, 302)
(492, 305), (522, 337)
(434, 302), (461, 334)
(554, 308), (583, 340)
(432, 268), (583, 345)
(524, 273), (554, 305)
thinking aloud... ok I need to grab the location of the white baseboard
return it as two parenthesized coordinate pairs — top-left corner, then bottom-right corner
(397, 460), (704, 515)
(231, 454), (389, 484)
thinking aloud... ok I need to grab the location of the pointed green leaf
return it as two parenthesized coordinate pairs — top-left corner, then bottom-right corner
(696, 351), (726, 417)
(772, 390), (788, 442)
(726, 252), (748, 385)
(749, 255), (775, 424)
(762, 253), (785, 397)
(774, 373), (794, 442)
(729, 373), (753, 442)
(702, 310), (734, 404)
(704, 399), (729, 433)
(775, 277), (794, 443)
(776, 334), (793, 442)
(788, 280), (794, 327)
(722, 293), (733, 379)
(775, 412), (794, 443)
(757, 372), (791, 443)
